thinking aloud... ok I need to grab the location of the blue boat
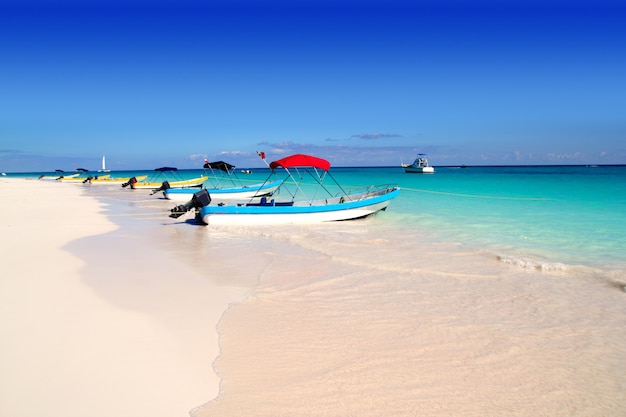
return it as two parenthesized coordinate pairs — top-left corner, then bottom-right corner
(164, 180), (283, 202)
(169, 154), (400, 225)
(163, 160), (281, 202)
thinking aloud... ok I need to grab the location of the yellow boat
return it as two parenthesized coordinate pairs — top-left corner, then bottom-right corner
(60, 174), (149, 184)
(120, 166), (208, 192)
(59, 174), (111, 182)
(86, 175), (147, 184)
(130, 176), (208, 189)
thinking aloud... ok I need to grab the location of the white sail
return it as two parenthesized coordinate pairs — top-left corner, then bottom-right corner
(98, 155), (110, 172)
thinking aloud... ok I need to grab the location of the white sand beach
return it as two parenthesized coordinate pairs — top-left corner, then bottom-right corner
(2, 177), (625, 417)
(0, 178), (239, 417)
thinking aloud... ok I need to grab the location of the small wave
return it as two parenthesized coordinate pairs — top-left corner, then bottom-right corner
(495, 254), (626, 293)
(495, 255), (569, 272)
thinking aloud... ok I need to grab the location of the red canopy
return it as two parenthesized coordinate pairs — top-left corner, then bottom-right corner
(269, 154), (331, 171)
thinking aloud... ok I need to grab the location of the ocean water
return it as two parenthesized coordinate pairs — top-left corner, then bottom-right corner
(13, 165), (626, 415)
(29, 164), (624, 273)
(381, 165), (626, 273)
(16, 164), (626, 273)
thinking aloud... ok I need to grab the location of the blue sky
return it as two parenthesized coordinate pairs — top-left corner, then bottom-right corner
(1, 0), (625, 172)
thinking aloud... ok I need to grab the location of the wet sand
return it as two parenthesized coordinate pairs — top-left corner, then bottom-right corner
(0, 178), (238, 417)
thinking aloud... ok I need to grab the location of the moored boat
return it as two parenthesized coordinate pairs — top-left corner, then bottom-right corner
(402, 154), (435, 173)
(169, 153), (400, 225)
(164, 180), (283, 202)
(123, 167), (208, 192)
(39, 171), (80, 180)
(83, 175), (147, 184)
(58, 174), (111, 182)
(163, 159), (280, 201)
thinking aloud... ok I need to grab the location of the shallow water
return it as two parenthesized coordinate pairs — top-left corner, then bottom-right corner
(188, 220), (626, 417)
(21, 164), (625, 271)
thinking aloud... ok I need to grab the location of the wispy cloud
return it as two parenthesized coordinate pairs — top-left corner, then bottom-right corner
(256, 140), (311, 156)
(187, 153), (208, 161)
(351, 133), (402, 140)
(545, 152), (584, 161)
(219, 150), (247, 156)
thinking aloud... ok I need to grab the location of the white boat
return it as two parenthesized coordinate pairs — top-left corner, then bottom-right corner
(98, 155), (110, 172)
(163, 160), (280, 202)
(164, 180), (283, 202)
(39, 171), (79, 180)
(169, 153), (400, 225)
(402, 154), (435, 173)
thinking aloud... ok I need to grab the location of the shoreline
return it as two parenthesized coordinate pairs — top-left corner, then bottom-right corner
(0, 178), (241, 417)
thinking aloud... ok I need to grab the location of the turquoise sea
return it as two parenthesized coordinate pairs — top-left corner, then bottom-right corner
(12, 164), (626, 274)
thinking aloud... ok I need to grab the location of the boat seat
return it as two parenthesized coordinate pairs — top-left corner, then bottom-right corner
(246, 198), (294, 207)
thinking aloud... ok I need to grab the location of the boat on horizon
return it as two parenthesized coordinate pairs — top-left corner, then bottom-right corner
(98, 155), (111, 173)
(169, 153), (400, 225)
(401, 153), (435, 173)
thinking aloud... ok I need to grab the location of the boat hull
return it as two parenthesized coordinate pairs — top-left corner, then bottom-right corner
(402, 165), (435, 173)
(199, 187), (400, 225)
(164, 181), (282, 202)
(59, 174), (111, 182)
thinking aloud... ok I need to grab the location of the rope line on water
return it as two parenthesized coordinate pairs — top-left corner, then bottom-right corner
(401, 187), (552, 201)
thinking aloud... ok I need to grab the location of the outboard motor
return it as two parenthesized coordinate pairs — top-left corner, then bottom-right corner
(82, 175), (94, 184)
(169, 189), (211, 219)
(149, 181), (170, 195)
(121, 176), (138, 188)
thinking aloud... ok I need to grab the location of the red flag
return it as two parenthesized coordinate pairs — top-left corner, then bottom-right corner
(257, 151), (266, 159)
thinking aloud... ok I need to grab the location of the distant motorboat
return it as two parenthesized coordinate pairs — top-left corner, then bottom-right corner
(402, 154), (435, 174)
